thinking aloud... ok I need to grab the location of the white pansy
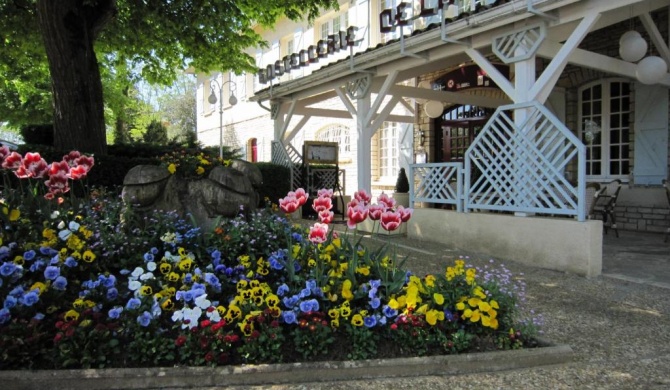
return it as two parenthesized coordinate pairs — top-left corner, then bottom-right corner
(139, 272), (155, 281)
(171, 310), (184, 322)
(146, 262), (157, 272)
(206, 310), (221, 323)
(131, 267), (144, 279)
(50, 211), (60, 219)
(194, 294), (211, 309)
(128, 281), (141, 291)
(57, 221), (66, 230)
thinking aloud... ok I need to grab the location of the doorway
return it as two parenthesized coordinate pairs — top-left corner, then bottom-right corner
(436, 105), (494, 163)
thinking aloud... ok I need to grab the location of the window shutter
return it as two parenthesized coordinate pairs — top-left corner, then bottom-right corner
(633, 83), (668, 185)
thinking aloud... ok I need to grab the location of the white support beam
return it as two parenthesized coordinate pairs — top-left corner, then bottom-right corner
(537, 41), (670, 87)
(356, 95), (372, 192)
(365, 70), (399, 125)
(283, 116), (310, 144)
(529, 12), (600, 103)
(294, 107), (354, 119)
(368, 96), (401, 138)
(278, 99), (298, 138)
(640, 12), (670, 66)
(335, 87), (357, 116)
(465, 48), (517, 101)
(399, 96), (414, 114)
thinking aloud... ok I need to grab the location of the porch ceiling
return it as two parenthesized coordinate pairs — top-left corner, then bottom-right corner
(250, 0), (670, 109)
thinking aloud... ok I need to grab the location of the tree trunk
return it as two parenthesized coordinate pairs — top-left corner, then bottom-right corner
(36, 0), (115, 155)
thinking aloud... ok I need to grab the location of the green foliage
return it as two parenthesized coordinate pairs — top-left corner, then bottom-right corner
(255, 163), (291, 205)
(395, 168), (409, 193)
(143, 119), (168, 145)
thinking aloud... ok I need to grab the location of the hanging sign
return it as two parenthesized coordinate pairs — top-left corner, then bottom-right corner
(257, 27), (359, 85)
(434, 64), (510, 92)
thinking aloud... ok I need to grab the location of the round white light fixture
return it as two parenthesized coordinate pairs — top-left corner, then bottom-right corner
(619, 30), (641, 45)
(619, 33), (647, 63)
(424, 100), (444, 118)
(636, 56), (668, 84)
(415, 80), (432, 104)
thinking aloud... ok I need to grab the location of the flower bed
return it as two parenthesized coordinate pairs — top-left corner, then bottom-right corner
(0, 149), (542, 370)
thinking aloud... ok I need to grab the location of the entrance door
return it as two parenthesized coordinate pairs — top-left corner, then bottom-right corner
(441, 118), (488, 163)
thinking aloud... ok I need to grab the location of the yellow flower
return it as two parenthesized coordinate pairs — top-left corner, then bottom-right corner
(355, 266), (370, 276)
(8, 209), (20, 221)
(266, 294), (280, 307)
(470, 310), (481, 323)
(340, 305), (351, 318)
(425, 275), (436, 287)
(167, 163), (177, 174)
(481, 315), (491, 327)
(195, 166), (205, 175)
(351, 314), (364, 327)
(167, 272), (180, 282)
(30, 282), (47, 295)
(64, 310), (80, 322)
(456, 302), (465, 311)
(433, 293), (444, 305)
(489, 318), (499, 329)
(328, 309), (340, 319)
(426, 309), (445, 326)
(82, 250), (96, 263)
(140, 286), (153, 296)
(478, 301), (491, 312)
(161, 298), (175, 311)
(330, 318), (340, 328)
(490, 299), (499, 309)
(468, 297), (481, 308)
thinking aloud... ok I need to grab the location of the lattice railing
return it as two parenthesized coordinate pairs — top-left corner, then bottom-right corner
(409, 163), (463, 211)
(308, 169), (344, 196)
(464, 101), (586, 220)
(271, 141), (303, 191)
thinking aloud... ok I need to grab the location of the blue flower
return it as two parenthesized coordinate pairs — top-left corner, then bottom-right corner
(4, 296), (17, 309)
(277, 283), (289, 296)
(368, 288), (378, 299)
(299, 288), (311, 299)
(0, 247), (9, 261)
(52, 276), (68, 291)
(21, 291), (39, 307)
(282, 310), (297, 324)
(39, 246), (58, 256)
(23, 250), (36, 261)
(306, 279), (317, 291)
(0, 308), (10, 325)
(33, 313), (44, 321)
(282, 295), (299, 309)
(126, 298), (141, 310)
(269, 258), (284, 270)
(299, 299), (319, 313)
(29, 260), (45, 273)
(291, 232), (303, 242)
(106, 288), (119, 301)
(364, 315), (377, 328)
(293, 261), (302, 272)
(183, 273), (193, 284)
(444, 309), (455, 322)
(102, 275), (116, 288)
(9, 286), (24, 298)
(44, 265), (60, 281)
(382, 305), (398, 318)
(49, 255), (59, 265)
(143, 252), (154, 263)
(369, 279), (381, 289)
(210, 249), (221, 261)
(64, 257), (78, 268)
(0, 262), (16, 277)
(379, 316), (387, 326)
(369, 297), (381, 309)
(137, 311), (152, 327)
(108, 306), (123, 319)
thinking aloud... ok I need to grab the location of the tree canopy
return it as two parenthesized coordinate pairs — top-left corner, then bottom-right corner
(0, 0), (338, 154)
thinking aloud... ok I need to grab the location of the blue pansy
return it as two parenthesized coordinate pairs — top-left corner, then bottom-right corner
(39, 247), (58, 256)
(52, 276), (68, 290)
(126, 298), (141, 310)
(282, 295), (299, 309)
(0, 308), (10, 325)
(137, 311), (152, 327)
(4, 296), (17, 309)
(306, 280), (317, 291)
(364, 316), (377, 328)
(282, 310), (297, 324)
(0, 262), (16, 277)
(299, 288), (311, 299)
(106, 288), (119, 301)
(64, 257), (78, 267)
(23, 250), (36, 261)
(143, 252), (154, 263)
(33, 313), (45, 321)
(44, 266), (60, 280)
(382, 305), (398, 318)
(29, 260), (45, 273)
(108, 306), (123, 319)
(369, 297), (381, 309)
(21, 291), (39, 307)
(9, 286), (24, 298)
(276, 284), (289, 296)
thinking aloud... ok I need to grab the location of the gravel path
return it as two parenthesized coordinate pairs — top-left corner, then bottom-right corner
(212, 231), (670, 390)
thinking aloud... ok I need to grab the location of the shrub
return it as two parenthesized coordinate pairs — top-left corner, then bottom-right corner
(255, 162), (291, 205)
(20, 124), (53, 146)
(395, 168), (409, 193)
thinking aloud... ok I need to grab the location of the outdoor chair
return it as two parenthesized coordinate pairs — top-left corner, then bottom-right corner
(593, 179), (622, 237)
(585, 182), (601, 220)
(663, 179), (669, 243)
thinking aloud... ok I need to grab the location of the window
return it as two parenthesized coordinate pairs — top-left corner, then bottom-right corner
(321, 22), (329, 40)
(333, 16), (340, 34)
(379, 122), (399, 179)
(234, 72), (246, 101)
(287, 39), (294, 56)
(315, 124), (351, 158)
(579, 80), (631, 179)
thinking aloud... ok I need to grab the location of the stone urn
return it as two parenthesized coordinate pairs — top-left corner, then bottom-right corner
(122, 159), (262, 230)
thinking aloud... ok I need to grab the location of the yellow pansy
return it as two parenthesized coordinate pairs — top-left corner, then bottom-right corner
(351, 314), (364, 327)
(195, 166), (205, 175)
(82, 250), (96, 263)
(433, 293), (444, 305)
(64, 310), (80, 322)
(167, 163), (177, 174)
(426, 309), (445, 326)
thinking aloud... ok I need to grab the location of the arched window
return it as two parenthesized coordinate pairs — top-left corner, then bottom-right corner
(247, 138), (258, 162)
(315, 124), (351, 158)
(579, 80), (631, 179)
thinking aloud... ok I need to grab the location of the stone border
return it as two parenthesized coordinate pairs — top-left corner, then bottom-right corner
(1, 342), (573, 389)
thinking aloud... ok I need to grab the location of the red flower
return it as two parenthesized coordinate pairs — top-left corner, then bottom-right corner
(175, 335), (187, 347)
(200, 319), (211, 328)
(397, 205), (413, 222)
(63, 151), (81, 166)
(68, 165), (88, 180)
(49, 160), (70, 176)
(354, 189), (371, 205)
(308, 222), (329, 244)
(53, 333), (63, 343)
(311, 195), (332, 213)
(377, 192), (396, 210)
(294, 188), (308, 206)
(368, 204), (385, 221)
(1, 152), (22, 170)
(16, 152), (49, 179)
(279, 195), (300, 214)
(45, 171), (70, 195)
(0, 145), (10, 163)
(318, 210), (334, 224)
(317, 188), (333, 198)
(380, 210), (402, 232)
(74, 155), (94, 171)
(346, 203), (369, 229)
(204, 352), (215, 362)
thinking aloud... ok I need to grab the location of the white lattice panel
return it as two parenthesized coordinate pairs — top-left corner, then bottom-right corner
(410, 163), (463, 211)
(464, 101), (586, 220)
(492, 24), (545, 64)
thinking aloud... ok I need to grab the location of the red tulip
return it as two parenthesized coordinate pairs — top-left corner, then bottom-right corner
(294, 188), (308, 206)
(318, 210), (334, 224)
(279, 195), (300, 214)
(368, 204), (385, 221)
(21, 153), (49, 179)
(347, 203), (369, 229)
(397, 205), (413, 222)
(312, 196), (332, 213)
(317, 188), (333, 198)
(1, 152), (22, 170)
(354, 189), (371, 205)
(380, 210), (402, 232)
(378, 192), (396, 210)
(309, 222), (329, 244)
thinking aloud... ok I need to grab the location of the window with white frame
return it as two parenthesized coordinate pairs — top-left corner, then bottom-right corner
(579, 80), (631, 179)
(234, 72), (246, 101)
(203, 79), (214, 114)
(316, 124), (351, 158)
(379, 122), (399, 179)
(321, 21), (329, 40)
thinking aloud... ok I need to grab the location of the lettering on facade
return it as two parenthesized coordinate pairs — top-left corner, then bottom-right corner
(379, 0), (442, 34)
(257, 26), (359, 85)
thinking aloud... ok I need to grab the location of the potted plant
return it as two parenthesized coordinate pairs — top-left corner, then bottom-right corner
(393, 167), (410, 207)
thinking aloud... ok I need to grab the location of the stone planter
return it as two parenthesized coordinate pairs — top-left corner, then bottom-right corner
(356, 218), (407, 236)
(393, 192), (410, 208)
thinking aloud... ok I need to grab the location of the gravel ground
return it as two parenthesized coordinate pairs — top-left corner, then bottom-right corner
(209, 231), (670, 390)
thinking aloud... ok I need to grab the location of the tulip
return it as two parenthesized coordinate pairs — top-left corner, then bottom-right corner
(380, 210), (402, 232)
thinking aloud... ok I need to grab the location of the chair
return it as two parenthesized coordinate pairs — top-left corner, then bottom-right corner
(585, 182), (601, 220)
(593, 179), (622, 237)
(663, 179), (669, 243)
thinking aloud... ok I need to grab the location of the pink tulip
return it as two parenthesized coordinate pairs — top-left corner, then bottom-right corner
(380, 210), (402, 232)
(2, 152), (22, 170)
(317, 188), (333, 198)
(294, 188), (308, 206)
(279, 195), (300, 214)
(309, 223), (329, 244)
(318, 210), (334, 224)
(0, 146), (10, 163)
(368, 204), (385, 221)
(63, 151), (81, 166)
(397, 205), (413, 222)
(74, 155), (95, 172)
(378, 192), (396, 210)
(21, 153), (49, 179)
(354, 189), (371, 205)
(312, 196), (333, 213)
(347, 203), (369, 229)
